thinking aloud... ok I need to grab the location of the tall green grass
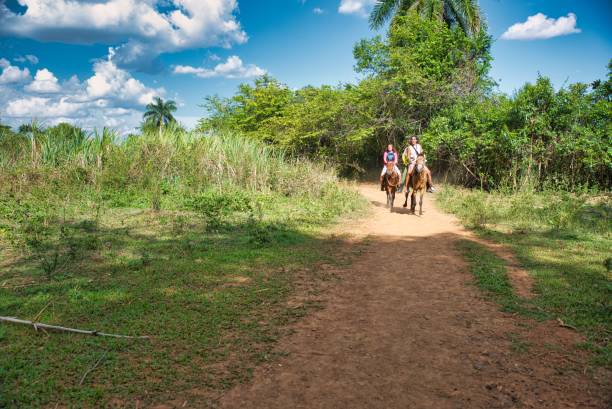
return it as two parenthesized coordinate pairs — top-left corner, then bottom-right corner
(0, 124), (365, 407)
(1, 123), (337, 197)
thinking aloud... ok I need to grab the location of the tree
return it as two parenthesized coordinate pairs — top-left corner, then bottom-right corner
(369, 0), (483, 36)
(143, 97), (177, 135)
(198, 75), (293, 143)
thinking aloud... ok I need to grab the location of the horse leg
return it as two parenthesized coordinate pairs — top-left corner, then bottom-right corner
(403, 174), (411, 207)
(390, 190), (395, 212)
(419, 191), (424, 215)
(410, 192), (416, 214)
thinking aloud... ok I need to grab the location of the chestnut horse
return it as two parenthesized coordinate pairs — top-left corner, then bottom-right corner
(383, 162), (401, 211)
(403, 155), (427, 215)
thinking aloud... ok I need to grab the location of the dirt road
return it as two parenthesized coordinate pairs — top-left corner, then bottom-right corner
(218, 185), (609, 409)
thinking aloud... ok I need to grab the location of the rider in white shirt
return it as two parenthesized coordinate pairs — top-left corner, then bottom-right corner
(402, 136), (435, 193)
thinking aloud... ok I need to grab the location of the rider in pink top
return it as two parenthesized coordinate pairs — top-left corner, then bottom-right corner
(380, 144), (401, 190)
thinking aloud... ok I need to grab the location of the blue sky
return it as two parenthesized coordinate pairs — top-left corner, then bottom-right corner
(0, 0), (610, 131)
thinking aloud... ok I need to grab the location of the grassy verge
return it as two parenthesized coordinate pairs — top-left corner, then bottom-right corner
(0, 131), (366, 407)
(439, 186), (611, 367)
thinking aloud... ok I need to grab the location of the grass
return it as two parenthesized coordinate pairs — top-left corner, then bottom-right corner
(0, 192), (364, 408)
(0, 129), (367, 407)
(440, 186), (612, 367)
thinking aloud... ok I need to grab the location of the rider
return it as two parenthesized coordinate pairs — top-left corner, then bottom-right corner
(403, 136), (435, 193)
(380, 144), (401, 191)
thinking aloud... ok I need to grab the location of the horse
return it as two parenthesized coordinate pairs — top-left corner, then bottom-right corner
(403, 155), (427, 215)
(382, 162), (401, 211)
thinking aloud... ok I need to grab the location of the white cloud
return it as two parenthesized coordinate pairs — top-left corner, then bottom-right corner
(313, 7), (324, 14)
(25, 68), (61, 93)
(338, 0), (376, 16)
(173, 55), (266, 79)
(0, 0), (247, 72)
(1, 54), (164, 133)
(6, 96), (82, 117)
(14, 54), (39, 64)
(501, 13), (581, 40)
(0, 60), (31, 84)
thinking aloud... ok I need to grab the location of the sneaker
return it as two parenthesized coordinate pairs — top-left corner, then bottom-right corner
(427, 186), (436, 193)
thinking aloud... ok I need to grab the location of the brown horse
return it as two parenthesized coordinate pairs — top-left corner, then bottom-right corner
(382, 163), (401, 211)
(403, 155), (427, 215)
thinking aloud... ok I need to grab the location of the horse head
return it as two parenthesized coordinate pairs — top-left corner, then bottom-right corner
(415, 155), (425, 173)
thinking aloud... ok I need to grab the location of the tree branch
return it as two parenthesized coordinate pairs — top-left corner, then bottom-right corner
(0, 316), (150, 339)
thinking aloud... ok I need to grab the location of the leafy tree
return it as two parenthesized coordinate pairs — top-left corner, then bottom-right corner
(144, 97), (177, 135)
(369, 0), (483, 36)
(423, 70), (612, 190)
(198, 75), (293, 143)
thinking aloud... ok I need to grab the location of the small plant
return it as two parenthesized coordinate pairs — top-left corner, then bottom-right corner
(184, 189), (251, 231)
(543, 191), (584, 231)
(151, 185), (162, 212)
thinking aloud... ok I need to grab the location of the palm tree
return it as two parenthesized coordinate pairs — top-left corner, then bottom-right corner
(143, 97), (177, 135)
(369, 0), (482, 36)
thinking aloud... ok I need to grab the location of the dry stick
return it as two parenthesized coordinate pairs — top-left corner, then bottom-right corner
(31, 301), (52, 323)
(556, 318), (578, 331)
(79, 351), (107, 386)
(0, 316), (150, 339)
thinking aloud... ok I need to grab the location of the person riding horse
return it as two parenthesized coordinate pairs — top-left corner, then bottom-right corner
(382, 162), (401, 210)
(402, 136), (435, 193)
(380, 144), (401, 191)
(403, 153), (427, 214)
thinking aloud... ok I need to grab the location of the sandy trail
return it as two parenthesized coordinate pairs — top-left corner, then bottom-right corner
(218, 185), (608, 409)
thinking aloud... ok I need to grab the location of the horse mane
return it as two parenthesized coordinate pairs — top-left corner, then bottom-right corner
(411, 159), (427, 190)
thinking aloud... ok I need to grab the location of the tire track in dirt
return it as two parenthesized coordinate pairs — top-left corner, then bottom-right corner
(217, 184), (609, 409)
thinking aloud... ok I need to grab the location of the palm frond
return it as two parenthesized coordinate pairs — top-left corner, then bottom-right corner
(369, 0), (402, 29)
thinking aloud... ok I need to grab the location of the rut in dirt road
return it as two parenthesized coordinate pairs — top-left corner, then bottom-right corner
(217, 185), (609, 409)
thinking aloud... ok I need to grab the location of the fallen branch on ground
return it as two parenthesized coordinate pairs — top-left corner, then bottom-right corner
(0, 316), (150, 339)
(557, 318), (577, 331)
(79, 351), (107, 386)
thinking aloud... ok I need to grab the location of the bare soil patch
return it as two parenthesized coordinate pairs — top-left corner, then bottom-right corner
(216, 184), (609, 409)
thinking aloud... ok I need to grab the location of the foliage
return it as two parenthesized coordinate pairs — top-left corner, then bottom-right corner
(423, 68), (612, 190)
(200, 13), (491, 174)
(0, 124), (365, 407)
(369, 0), (483, 37)
(143, 96), (177, 133)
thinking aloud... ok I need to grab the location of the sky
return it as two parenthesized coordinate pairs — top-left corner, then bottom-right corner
(0, 0), (610, 132)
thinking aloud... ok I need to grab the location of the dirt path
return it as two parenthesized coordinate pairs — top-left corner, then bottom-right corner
(218, 185), (609, 409)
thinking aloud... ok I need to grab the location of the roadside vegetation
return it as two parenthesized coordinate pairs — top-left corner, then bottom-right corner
(439, 187), (611, 366)
(0, 0), (610, 405)
(194, 2), (610, 371)
(0, 123), (365, 407)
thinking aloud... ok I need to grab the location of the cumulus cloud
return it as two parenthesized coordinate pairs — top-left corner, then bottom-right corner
(0, 0), (248, 72)
(501, 13), (581, 40)
(14, 54), (39, 64)
(0, 59), (31, 84)
(338, 0), (376, 16)
(25, 68), (61, 93)
(86, 51), (160, 105)
(173, 55), (266, 79)
(6, 96), (82, 117)
(1, 54), (164, 133)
